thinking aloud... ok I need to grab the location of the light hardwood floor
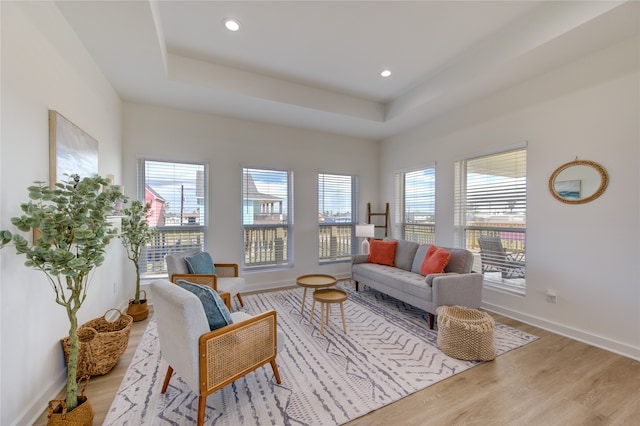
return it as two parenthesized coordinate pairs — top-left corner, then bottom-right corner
(35, 308), (639, 425)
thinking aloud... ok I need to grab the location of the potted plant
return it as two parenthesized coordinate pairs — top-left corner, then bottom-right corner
(0, 175), (122, 421)
(119, 199), (156, 321)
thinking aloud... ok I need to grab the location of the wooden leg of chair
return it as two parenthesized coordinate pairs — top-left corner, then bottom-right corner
(161, 365), (174, 393)
(428, 313), (435, 330)
(270, 359), (282, 384)
(197, 395), (206, 426)
(236, 292), (244, 307)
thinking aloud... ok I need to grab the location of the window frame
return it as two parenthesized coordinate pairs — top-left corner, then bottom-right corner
(137, 158), (208, 278)
(454, 144), (527, 295)
(317, 172), (359, 264)
(241, 166), (294, 271)
(394, 163), (436, 244)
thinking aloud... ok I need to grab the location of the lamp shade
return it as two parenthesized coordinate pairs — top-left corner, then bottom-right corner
(355, 224), (375, 238)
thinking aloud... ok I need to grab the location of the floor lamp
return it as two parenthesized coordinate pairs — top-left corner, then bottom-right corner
(355, 224), (375, 255)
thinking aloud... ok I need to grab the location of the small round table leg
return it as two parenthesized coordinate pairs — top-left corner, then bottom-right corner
(340, 302), (347, 334)
(301, 287), (308, 314)
(320, 302), (325, 335)
(309, 298), (316, 323)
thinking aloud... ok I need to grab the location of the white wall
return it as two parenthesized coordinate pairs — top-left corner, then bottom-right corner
(122, 103), (379, 291)
(380, 36), (640, 360)
(0, 2), (123, 424)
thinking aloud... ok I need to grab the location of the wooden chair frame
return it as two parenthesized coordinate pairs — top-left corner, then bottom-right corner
(160, 310), (281, 426)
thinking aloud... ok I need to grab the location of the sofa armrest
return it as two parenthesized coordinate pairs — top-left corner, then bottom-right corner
(425, 272), (454, 286)
(431, 272), (483, 309)
(352, 254), (369, 265)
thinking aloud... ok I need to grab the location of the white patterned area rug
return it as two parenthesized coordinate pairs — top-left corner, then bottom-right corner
(104, 283), (537, 425)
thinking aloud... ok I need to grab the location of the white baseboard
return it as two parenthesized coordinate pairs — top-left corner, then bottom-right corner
(482, 302), (640, 361)
(18, 369), (66, 426)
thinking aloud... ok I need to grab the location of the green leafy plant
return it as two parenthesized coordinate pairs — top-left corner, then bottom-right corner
(119, 200), (156, 303)
(0, 175), (122, 412)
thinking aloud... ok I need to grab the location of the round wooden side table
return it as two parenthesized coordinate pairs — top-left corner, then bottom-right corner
(296, 274), (337, 315)
(310, 288), (348, 336)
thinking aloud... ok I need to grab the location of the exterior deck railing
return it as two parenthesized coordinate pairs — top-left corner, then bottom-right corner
(243, 224), (289, 269)
(401, 223), (436, 244)
(319, 223), (353, 262)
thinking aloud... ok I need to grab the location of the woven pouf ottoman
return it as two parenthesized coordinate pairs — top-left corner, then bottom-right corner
(436, 305), (496, 361)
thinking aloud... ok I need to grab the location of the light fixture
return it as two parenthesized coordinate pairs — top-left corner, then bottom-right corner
(223, 18), (240, 32)
(381, 69), (392, 77)
(355, 224), (375, 255)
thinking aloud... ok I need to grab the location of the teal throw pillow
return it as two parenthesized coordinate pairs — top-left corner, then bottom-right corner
(185, 251), (216, 274)
(176, 280), (232, 330)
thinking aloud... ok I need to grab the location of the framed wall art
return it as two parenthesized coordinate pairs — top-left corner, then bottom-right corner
(49, 110), (98, 187)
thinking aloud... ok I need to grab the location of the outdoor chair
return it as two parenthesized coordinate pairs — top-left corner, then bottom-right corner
(477, 235), (525, 279)
(166, 248), (245, 308)
(151, 279), (282, 426)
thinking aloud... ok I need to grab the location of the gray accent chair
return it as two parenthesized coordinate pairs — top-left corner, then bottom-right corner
(165, 248), (246, 308)
(151, 279), (281, 426)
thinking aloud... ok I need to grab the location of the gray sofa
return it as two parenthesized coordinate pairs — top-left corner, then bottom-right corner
(352, 239), (483, 329)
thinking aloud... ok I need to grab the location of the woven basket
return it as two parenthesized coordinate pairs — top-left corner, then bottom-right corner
(61, 308), (133, 377)
(47, 378), (94, 426)
(436, 305), (496, 361)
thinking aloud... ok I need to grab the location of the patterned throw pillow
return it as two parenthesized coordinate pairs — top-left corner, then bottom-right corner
(420, 245), (451, 276)
(176, 280), (232, 330)
(368, 240), (398, 266)
(184, 251), (216, 274)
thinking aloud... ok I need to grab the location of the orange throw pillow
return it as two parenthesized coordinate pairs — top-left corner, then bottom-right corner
(368, 240), (398, 266)
(420, 245), (451, 276)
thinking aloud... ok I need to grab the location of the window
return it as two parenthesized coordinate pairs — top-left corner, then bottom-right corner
(137, 159), (207, 277)
(242, 167), (293, 269)
(318, 173), (358, 263)
(394, 164), (436, 244)
(454, 146), (527, 294)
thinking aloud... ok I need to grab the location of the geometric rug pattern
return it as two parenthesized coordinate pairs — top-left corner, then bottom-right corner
(104, 282), (537, 425)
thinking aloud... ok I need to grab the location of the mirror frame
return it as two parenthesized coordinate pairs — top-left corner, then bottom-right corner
(548, 159), (609, 204)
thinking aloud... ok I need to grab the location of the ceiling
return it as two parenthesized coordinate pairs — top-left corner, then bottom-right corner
(54, 1), (639, 140)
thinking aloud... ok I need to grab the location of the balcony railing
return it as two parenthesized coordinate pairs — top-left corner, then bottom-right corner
(401, 223), (435, 244)
(319, 223), (353, 262)
(462, 223), (526, 292)
(244, 224), (289, 269)
(140, 226), (205, 277)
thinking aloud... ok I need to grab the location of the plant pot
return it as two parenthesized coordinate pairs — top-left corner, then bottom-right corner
(47, 396), (94, 426)
(127, 299), (148, 322)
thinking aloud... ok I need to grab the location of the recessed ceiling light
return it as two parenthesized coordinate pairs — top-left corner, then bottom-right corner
(381, 70), (392, 77)
(223, 18), (240, 32)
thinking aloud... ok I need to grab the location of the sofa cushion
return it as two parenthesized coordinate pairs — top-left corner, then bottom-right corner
(420, 245), (451, 276)
(411, 244), (431, 274)
(352, 263), (432, 301)
(444, 248), (475, 274)
(368, 239), (397, 266)
(165, 248), (201, 276)
(176, 279), (232, 330)
(185, 251), (216, 274)
(393, 239), (420, 271)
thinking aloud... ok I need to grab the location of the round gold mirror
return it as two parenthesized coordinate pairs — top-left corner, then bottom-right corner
(549, 159), (608, 204)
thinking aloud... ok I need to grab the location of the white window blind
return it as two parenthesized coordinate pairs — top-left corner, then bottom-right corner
(394, 164), (436, 243)
(454, 147), (527, 294)
(318, 173), (358, 263)
(242, 167), (292, 269)
(137, 159), (207, 277)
